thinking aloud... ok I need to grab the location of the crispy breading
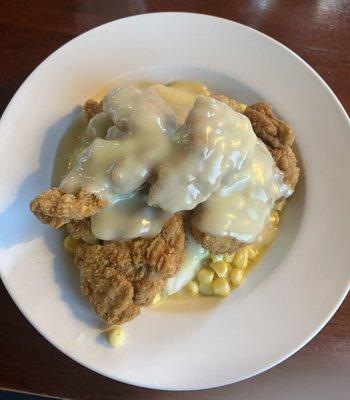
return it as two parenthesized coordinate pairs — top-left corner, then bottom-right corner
(74, 213), (185, 324)
(83, 99), (102, 120)
(244, 102), (295, 149)
(270, 146), (300, 189)
(190, 225), (240, 255)
(29, 188), (107, 228)
(244, 102), (299, 190)
(66, 218), (97, 244)
(79, 261), (140, 324)
(211, 94), (243, 113)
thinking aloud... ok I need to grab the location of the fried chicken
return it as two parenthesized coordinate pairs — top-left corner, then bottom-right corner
(270, 146), (299, 189)
(29, 92), (300, 325)
(29, 188), (107, 228)
(190, 226), (240, 255)
(211, 94), (243, 113)
(244, 102), (300, 189)
(190, 100), (300, 254)
(66, 218), (97, 244)
(74, 213), (185, 324)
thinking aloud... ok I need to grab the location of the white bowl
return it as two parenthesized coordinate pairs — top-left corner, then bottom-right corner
(0, 12), (349, 391)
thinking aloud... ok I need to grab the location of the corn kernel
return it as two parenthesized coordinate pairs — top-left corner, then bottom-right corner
(213, 278), (231, 296)
(246, 245), (258, 260)
(107, 327), (125, 347)
(63, 235), (81, 254)
(185, 281), (199, 296)
(152, 293), (162, 304)
(197, 268), (214, 284)
(270, 210), (280, 225)
(238, 103), (247, 113)
(211, 254), (224, 263)
(230, 268), (244, 286)
(211, 261), (229, 278)
(199, 282), (214, 295)
(223, 252), (235, 263)
(275, 199), (286, 212)
(233, 247), (248, 269)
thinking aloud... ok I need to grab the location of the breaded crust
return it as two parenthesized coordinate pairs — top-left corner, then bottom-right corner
(190, 225), (240, 255)
(66, 218), (97, 244)
(74, 213), (185, 324)
(244, 102), (300, 189)
(211, 94), (243, 113)
(29, 188), (107, 228)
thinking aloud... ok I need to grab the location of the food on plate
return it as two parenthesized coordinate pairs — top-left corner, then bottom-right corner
(30, 80), (299, 339)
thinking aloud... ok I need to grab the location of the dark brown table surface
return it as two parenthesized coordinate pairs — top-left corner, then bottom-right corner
(0, 1), (349, 399)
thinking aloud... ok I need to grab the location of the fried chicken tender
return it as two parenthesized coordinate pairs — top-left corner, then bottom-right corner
(244, 102), (295, 149)
(30, 188), (107, 228)
(66, 218), (97, 244)
(211, 94), (243, 113)
(190, 226), (240, 255)
(190, 100), (300, 254)
(244, 102), (300, 189)
(270, 146), (299, 189)
(83, 99), (102, 120)
(74, 213), (185, 324)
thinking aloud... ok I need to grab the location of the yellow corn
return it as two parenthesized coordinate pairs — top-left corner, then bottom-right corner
(152, 293), (162, 304)
(230, 268), (244, 286)
(213, 278), (231, 296)
(211, 261), (229, 278)
(199, 282), (214, 295)
(238, 103), (247, 113)
(185, 281), (199, 296)
(107, 326), (125, 347)
(246, 245), (258, 260)
(223, 252), (235, 263)
(197, 268), (214, 284)
(233, 247), (248, 269)
(63, 235), (81, 254)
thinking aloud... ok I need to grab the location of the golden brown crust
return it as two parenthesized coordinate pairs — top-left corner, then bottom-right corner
(211, 94), (243, 113)
(66, 218), (97, 243)
(74, 213), (185, 324)
(79, 261), (140, 324)
(244, 102), (295, 149)
(244, 102), (300, 190)
(83, 99), (103, 120)
(270, 146), (300, 189)
(190, 225), (240, 255)
(29, 188), (107, 228)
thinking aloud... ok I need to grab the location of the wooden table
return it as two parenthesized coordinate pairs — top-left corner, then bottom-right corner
(0, 1), (349, 399)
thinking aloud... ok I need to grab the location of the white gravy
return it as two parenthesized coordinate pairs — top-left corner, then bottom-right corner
(91, 191), (171, 241)
(147, 96), (257, 213)
(191, 140), (292, 242)
(55, 80), (292, 244)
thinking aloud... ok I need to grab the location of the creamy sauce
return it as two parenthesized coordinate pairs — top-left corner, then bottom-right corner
(147, 80), (210, 125)
(60, 87), (175, 199)
(91, 191), (171, 241)
(51, 111), (89, 186)
(191, 140), (291, 242)
(147, 96), (257, 213)
(54, 80), (292, 246)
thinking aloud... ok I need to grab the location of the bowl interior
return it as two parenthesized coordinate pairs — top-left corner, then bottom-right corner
(0, 13), (348, 390)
